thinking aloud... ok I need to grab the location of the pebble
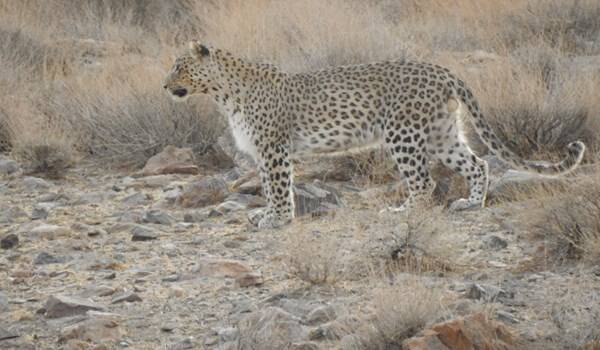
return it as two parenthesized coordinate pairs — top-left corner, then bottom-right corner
(31, 204), (49, 220)
(34, 252), (67, 265)
(1, 233), (18, 249)
(111, 291), (142, 304)
(142, 209), (174, 225)
(483, 235), (508, 250)
(236, 272), (264, 288)
(131, 225), (159, 241)
(44, 295), (105, 318)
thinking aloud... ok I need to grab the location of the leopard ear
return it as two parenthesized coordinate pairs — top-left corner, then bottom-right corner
(189, 41), (210, 59)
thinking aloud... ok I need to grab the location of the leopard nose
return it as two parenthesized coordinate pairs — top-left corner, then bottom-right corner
(173, 88), (188, 98)
(163, 84), (167, 89)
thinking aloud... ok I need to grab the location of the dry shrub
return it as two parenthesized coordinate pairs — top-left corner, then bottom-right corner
(285, 227), (344, 285)
(38, 61), (225, 166)
(460, 45), (600, 161)
(546, 280), (600, 349)
(5, 112), (76, 177)
(345, 276), (446, 349)
(530, 175), (600, 264)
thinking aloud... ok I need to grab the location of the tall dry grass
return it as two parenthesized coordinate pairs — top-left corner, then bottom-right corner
(0, 0), (599, 173)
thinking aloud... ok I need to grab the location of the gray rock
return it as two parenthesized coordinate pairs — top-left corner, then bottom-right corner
(0, 157), (20, 175)
(0, 291), (9, 312)
(131, 225), (159, 241)
(290, 342), (320, 350)
(0, 327), (19, 341)
(45, 295), (105, 318)
(122, 192), (149, 206)
(496, 310), (519, 324)
(161, 322), (177, 332)
(224, 193), (266, 209)
(168, 337), (196, 350)
(142, 209), (174, 225)
(236, 307), (308, 349)
(183, 210), (210, 223)
(162, 274), (180, 282)
(34, 252), (66, 265)
(23, 176), (51, 191)
(294, 181), (343, 216)
(73, 191), (111, 205)
(177, 176), (229, 208)
(111, 291), (142, 304)
(482, 235), (508, 250)
(466, 283), (513, 302)
(1, 233), (18, 249)
(28, 224), (69, 239)
(31, 204), (49, 220)
(164, 188), (182, 203)
(0, 206), (27, 224)
(215, 201), (246, 214)
(306, 305), (336, 325)
(236, 272), (264, 288)
(217, 327), (239, 343)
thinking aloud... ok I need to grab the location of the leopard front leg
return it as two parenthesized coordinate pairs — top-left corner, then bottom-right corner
(254, 145), (295, 229)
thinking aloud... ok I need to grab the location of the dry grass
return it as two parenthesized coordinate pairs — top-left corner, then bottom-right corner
(344, 276), (446, 349)
(0, 0), (598, 176)
(284, 224), (345, 285)
(530, 175), (600, 264)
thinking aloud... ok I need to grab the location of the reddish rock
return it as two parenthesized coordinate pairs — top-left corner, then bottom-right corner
(176, 176), (229, 208)
(140, 145), (198, 176)
(403, 313), (515, 350)
(235, 272), (264, 287)
(193, 258), (252, 279)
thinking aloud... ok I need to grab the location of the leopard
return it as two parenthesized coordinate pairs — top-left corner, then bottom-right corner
(163, 41), (585, 229)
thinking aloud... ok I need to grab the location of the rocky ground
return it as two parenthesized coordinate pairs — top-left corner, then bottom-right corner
(1, 148), (600, 350)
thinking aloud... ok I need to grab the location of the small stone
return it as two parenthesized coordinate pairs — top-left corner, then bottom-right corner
(0, 156), (20, 175)
(73, 191), (111, 205)
(1, 233), (18, 249)
(122, 192), (149, 206)
(131, 225), (159, 241)
(34, 252), (67, 265)
(0, 327), (19, 341)
(177, 176), (229, 208)
(0, 292), (9, 312)
(496, 310), (519, 324)
(111, 291), (142, 304)
(0, 206), (27, 223)
(162, 274), (180, 282)
(217, 327), (239, 342)
(59, 314), (122, 344)
(168, 286), (185, 298)
(29, 224), (69, 239)
(161, 323), (177, 332)
(306, 305), (336, 325)
(45, 295), (105, 318)
(193, 258), (253, 279)
(483, 235), (508, 250)
(31, 204), (49, 220)
(294, 182), (343, 216)
(142, 209), (174, 225)
(466, 283), (513, 302)
(23, 176), (51, 191)
(168, 336), (196, 350)
(236, 272), (264, 287)
(215, 201), (246, 214)
(140, 145), (199, 176)
(290, 342), (320, 350)
(183, 210), (209, 223)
